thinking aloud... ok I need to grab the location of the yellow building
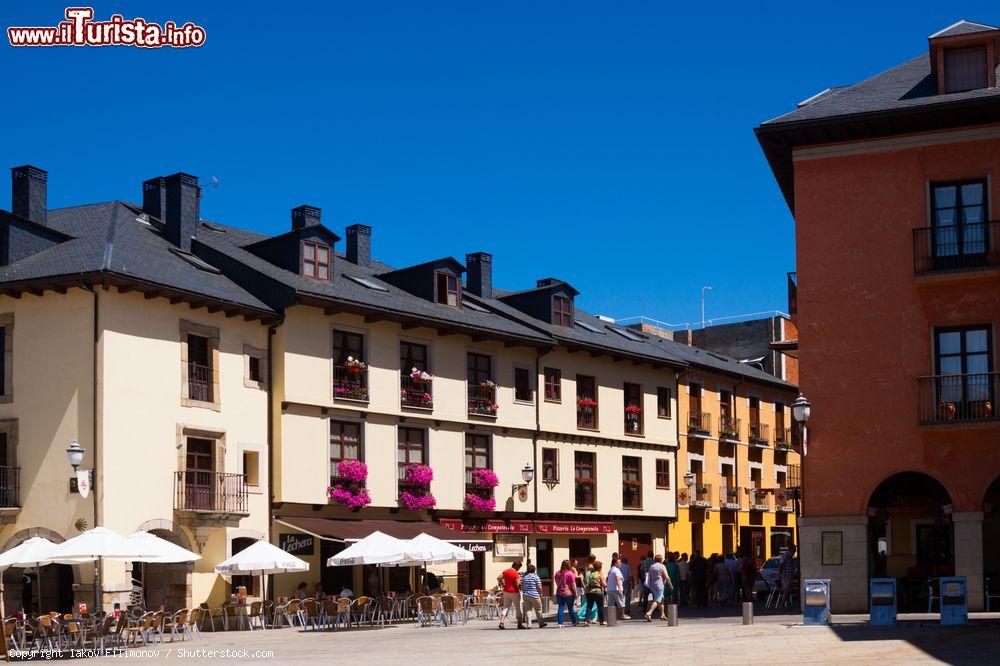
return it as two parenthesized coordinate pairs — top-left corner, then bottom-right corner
(668, 361), (800, 563)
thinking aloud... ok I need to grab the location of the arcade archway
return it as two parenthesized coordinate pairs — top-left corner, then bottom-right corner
(131, 520), (194, 610)
(1, 528), (80, 615)
(867, 472), (953, 611)
(982, 476), (1000, 599)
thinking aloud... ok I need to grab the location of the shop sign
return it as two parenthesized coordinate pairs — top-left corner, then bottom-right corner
(494, 534), (526, 559)
(439, 518), (532, 534)
(279, 533), (315, 556)
(455, 542), (489, 553)
(534, 520), (614, 535)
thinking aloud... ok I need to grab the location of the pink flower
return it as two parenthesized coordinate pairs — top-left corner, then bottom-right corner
(399, 491), (436, 510)
(338, 459), (368, 483)
(328, 485), (372, 509)
(470, 468), (499, 489)
(403, 464), (434, 488)
(464, 493), (496, 512)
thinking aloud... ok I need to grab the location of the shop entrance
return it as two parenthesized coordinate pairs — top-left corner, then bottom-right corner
(618, 533), (651, 583)
(535, 540), (553, 596)
(739, 526), (766, 567)
(457, 551), (485, 594)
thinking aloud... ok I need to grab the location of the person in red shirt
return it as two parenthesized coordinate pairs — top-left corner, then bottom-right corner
(498, 560), (524, 629)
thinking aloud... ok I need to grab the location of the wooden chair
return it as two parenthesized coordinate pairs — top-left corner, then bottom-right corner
(35, 615), (59, 651)
(441, 595), (462, 626)
(186, 607), (202, 639)
(2, 617), (18, 653)
(246, 601), (266, 631)
(415, 596), (439, 628)
(91, 615), (116, 655)
(335, 598), (352, 629)
(377, 596), (393, 626)
(163, 609), (190, 642)
(199, 603), (224, 631)
(222, 604), (241, 631)
(125, 611), (154, 646)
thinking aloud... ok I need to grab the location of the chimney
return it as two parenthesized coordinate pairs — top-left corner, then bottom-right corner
(536, 277), (560, 288)
(163, 173), (200, 252)
(346, 224), (372, 267)
(11, 165), (47, 225)
(466, 252), (493, 299)
(291, 205), (322, 231)
(141, 176), (167, 220)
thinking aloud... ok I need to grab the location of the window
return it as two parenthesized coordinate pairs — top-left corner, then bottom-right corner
(333, 331), (368, 400)
(242, 450), (260, 487)
(622, 456), (642, 509)
(655, 459), (670, 489)
(464, 434), (490, 484)
(0, 322), (7, 398)
(397, 427), (426, 479)
(467, 352), (496, 415)
(400, 342), (431, 409)
(775, 404), (787, 445)
(576, 375), (598, 429)
(542, 448), (559, 483)
(935, 326), (994, 407)
(552, 295), (574, 327)
(944, 45), (989, 93)
(331, 420), (362, 481)
(248, 357), (261, 383)
(467, 352), (492, 385)
(688, 383), (705, 432)
(931, 180), (988, 262)
(435, 271), (460, 307)
(656, 387), (671, 418)
(187, 334), (211, 402)
(624, 382), (643, 435)
(244, 344), (267, 390)
(544, 367), (562, 402)
(574, 451), (596, 508)
(302, 240), (331, 280)
(333, 331), (365, 366)
(514, 367), (533, 402)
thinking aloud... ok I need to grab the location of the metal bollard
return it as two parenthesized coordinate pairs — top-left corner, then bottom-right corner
(667, 604), (678, 626)
(743, 601), (753, 625)
(606, 600), (617, 627)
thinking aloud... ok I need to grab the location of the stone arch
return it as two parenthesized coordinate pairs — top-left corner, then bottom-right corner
(867, 471), (954, 611)
(225, 528), (265, 558)
(861, 467), (957, 515)
(2, 527), (84, 614)
(132, 518), (196, 611)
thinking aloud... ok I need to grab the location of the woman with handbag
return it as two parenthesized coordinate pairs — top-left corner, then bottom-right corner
(584, 561), (606, 626)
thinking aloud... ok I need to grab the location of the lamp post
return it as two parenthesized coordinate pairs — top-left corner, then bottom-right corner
(512, 464), (535, 565)
(791, 394), (811, 564)
(700, 286), (712, 329)
(67, 439), (100, 609)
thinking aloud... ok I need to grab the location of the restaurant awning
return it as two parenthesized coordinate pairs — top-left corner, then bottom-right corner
(275, 517), (491, 551)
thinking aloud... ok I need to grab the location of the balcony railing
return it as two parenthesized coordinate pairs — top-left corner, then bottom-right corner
(775, 490), (795, 513)
(774, 427), (794, 450)
(918, 372), (998, 425)
(577, 401), (598, 429)
(691, 483), (712, 508)
(400, 375), (433, 409)
(720, 484), (741, 509)
(575, 478), (596, 509)
(719, 416), (741, 441)
(751, 489), (772, 511)
(468, 384), (498, 417)
(622, 481), (642, 509)
(624, 406), (643, 435)
(174, 471), (248, 514)
(187, 362), (212, 402)
(688, 411), (711, 436)
(913, 221), (1000, 275)
(333, 365), (369, 401)
(749, 422), (770, 446)
(0, 466), (20, 508)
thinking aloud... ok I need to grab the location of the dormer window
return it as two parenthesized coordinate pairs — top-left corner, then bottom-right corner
(553, 295), (573, 327)
(944, 45), (989, 92)
(435, 271), (460, 307)
(302, 240), (331, 280)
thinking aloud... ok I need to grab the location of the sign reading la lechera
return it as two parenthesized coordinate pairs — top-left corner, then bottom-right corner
(279, 533), (314, 556)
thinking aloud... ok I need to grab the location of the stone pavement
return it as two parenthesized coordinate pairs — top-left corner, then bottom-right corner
(71, 611), (1000, 665)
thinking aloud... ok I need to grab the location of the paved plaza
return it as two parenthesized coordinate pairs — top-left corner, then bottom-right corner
(70, 611), (1000, 665)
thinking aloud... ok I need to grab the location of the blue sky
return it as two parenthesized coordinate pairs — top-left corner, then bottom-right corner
(1, 2), (995, 324)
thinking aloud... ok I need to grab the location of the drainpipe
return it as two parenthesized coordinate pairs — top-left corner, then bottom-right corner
(81, 283), (101, 609)
(672, 369), (686, 550)
(265, 320), (282, 601)
(528, 346), (550, 566)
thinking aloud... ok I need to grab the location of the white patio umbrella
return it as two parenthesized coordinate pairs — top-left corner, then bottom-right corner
(0, 537), (60, 614)
(325, 531), (413, 567)
(403, 533), (474, 565)
(127, 532), (200, 564)
(215, 540), (309, 602)
(50, 526), (152, 562)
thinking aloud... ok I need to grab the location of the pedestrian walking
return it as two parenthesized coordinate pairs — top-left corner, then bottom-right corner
(607, 557), (626, 620)
(554, 560), (579, 627)
(584, 561), (607, 626)
(620, 556), (633, 618)
(665, 553), (680, 606)
(778, 545), (797, 609)
(678, 553), (690, 606)
(740, 550), (758, 603)
(639, 551), (654, 614)
(715, 554), (733, 606)
(498, 560), (525, 630)
(520, 564), (547, 628)
(643, 554), (673, 621)
(690, 551), (709, 608)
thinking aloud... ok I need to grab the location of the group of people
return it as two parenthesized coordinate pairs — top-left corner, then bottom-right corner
(495, 545), (798, 629)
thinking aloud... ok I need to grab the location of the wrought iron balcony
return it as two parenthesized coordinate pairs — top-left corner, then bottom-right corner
(775, 489), (795, 513)
(774, 427), (794, 451)
(913, 221), (1000, 275)
(577, 400), (598, 429)
(0, 466), (20, 509)
(688, 411), (711, 436)
(174, 471), (248, 515)
(622, 480), (642, 509)
(624, 405), (643, 435)
(719, 416), (741, 441)
(400, 375), (433, 409)
(749, 422), (770, 446)
(751, 488), (772, 511)
(691, 483), (712, 508)
(333, 365), (369, 401)
(187, 362), (212, 402)
(468, 383), (498, 417)
(918, 372), (998, 425)
(720, 484), (741, 510)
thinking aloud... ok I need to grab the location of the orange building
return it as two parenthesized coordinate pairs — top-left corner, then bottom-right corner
(757, 20), (1000, 611)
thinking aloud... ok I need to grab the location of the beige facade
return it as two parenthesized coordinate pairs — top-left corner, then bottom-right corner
(0, 287), (271, 612)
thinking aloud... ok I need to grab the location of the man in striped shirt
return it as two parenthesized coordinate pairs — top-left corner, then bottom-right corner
(520, 564), (548, 628)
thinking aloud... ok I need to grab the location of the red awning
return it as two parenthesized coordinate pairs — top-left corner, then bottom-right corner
(275, 516), (491, 546)
(439, 518), (614, 535)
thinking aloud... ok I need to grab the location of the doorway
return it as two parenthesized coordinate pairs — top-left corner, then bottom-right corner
(739, 526), (766, 567)
(458, 551), (485, 594)
(535, 540), (553, 596)
(4, 564), (75, 614)
(691, 523), (703, 554)
(185, 438), (215, 510)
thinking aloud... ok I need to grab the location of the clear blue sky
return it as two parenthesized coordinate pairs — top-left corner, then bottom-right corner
(1, 2), (994, 324)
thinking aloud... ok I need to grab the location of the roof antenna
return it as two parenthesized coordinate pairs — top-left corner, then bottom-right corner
(701, 285), (712, 329)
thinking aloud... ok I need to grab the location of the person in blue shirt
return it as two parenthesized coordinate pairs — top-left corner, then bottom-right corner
(520, 564), (547, 628)
(620, 556), (634, 619)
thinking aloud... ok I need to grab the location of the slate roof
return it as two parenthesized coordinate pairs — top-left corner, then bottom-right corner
(930, 20), (998, 38)
(0, 202), (272, 313)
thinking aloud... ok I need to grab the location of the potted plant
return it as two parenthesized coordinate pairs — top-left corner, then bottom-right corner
(328, 459), (371, 510)
(479, 379), (497, 390)
(399, 463), (436, 510)
(409, 368), (434, 384)
(344, 356), (367, 374)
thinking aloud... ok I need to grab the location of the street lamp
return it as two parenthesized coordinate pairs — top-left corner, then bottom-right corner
(792, 394), (812, 426)
(66, 439), (85, 471)
(512, 463), (534, 496)
(683, 472), (696, 489)
(790, 394), (811, 574)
